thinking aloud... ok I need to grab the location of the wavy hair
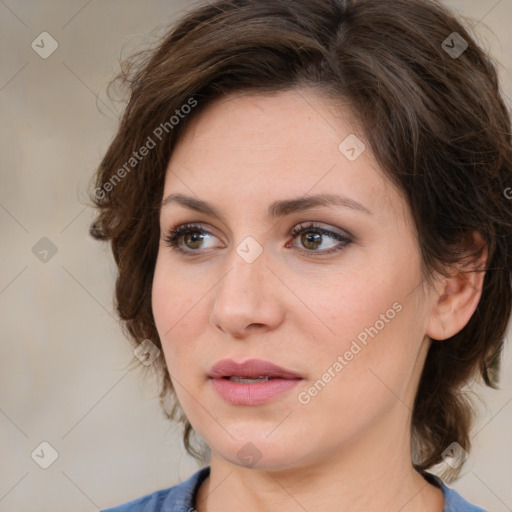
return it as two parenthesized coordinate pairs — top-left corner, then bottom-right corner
(90, 0), (512, 481)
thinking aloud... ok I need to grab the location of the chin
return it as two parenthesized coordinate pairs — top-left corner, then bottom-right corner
(206, 431), (314, 472)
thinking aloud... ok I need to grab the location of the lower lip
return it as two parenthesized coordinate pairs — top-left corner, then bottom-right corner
(210, 377), (302, 405)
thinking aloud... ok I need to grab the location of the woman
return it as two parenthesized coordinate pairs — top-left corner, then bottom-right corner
(91, 0), (512, 510)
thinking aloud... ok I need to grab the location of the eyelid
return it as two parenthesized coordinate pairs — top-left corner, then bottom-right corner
(163, 223), (220, 252)
(286, 222), (352, 256)
(290, 220), (353, 240)
(163, 220), (353, 257)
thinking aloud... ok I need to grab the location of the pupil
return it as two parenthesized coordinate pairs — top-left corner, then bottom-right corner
(186, 232), (203, 248)
(302, 232), (321, 249)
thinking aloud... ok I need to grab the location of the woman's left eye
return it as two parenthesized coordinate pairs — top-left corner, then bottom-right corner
(287, 222), (352, 256)
(163, 222), (352, 256)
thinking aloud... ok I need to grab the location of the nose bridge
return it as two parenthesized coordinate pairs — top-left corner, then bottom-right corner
(217, 237), (267, 305)
(210, 237), (283, 334)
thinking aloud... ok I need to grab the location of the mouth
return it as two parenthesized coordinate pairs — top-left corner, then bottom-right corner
(208, 358), (303, 405)
(208, 358), (303, 379)
(223, 376), (276, 383)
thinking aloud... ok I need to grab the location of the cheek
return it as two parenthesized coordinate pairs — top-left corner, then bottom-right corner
(151, 256), (173, 333)
(151, 253), (221, 385)
(296, 316), (414, 431)
(300, 267), (421, 397)
(152, 256), (194, 367)
(303, 268), (401, 350)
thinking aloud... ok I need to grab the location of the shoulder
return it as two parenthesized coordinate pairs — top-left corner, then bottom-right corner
(441, 484), (488, 512)
(101, 466), (210, 512)
(423, 472), (488, 512)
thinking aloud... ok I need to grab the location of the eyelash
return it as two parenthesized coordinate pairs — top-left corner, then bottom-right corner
(163, 222), (352, 257)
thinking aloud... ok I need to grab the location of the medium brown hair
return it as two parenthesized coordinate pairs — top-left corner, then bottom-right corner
(90, 0), (512, 480)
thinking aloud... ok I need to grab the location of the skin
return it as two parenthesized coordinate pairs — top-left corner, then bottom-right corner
(151, 89), (486, 512)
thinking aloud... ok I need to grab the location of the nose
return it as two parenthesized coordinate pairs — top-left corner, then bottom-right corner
(209, 244), (285, 339)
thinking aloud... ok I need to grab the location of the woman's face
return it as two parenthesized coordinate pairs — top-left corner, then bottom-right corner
(152, 89), (440, 471)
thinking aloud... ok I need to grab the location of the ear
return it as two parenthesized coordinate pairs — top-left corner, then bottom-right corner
(426, 232), (488, 341)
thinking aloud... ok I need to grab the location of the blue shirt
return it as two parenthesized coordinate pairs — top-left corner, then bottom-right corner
(101, 466), (487, 511)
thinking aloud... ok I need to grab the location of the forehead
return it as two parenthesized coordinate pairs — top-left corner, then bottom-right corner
(162, 89), (408, 224)
(172, 89), (351, 161)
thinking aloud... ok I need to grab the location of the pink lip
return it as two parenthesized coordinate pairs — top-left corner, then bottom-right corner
(208, 358), (303, 406)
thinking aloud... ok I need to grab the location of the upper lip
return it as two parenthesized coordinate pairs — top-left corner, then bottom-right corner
(208, 358), (303, 379)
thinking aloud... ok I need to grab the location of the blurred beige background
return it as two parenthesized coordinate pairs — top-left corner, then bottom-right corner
(0, 1), (511, 511)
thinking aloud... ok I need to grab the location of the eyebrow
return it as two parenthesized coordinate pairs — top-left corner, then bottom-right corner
(161, 192), (372, 219)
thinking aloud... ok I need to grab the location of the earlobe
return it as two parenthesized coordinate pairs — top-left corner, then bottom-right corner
(426, 232), (487, 341)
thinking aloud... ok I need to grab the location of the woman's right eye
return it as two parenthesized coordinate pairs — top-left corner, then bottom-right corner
(163, 223), (219, 254)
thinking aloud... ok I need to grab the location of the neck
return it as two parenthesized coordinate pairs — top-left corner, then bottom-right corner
(195, 410), (444, 512)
